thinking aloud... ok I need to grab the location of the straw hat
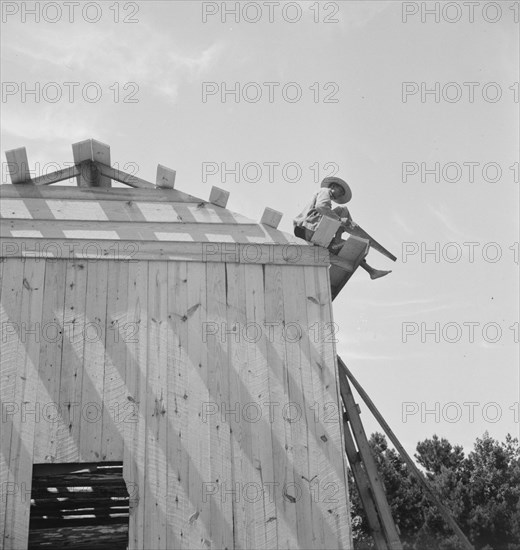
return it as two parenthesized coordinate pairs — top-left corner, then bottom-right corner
(321, 176), (352, 204)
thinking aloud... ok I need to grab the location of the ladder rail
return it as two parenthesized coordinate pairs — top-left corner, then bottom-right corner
(339, 367), (403, 549)
(342, 413), (389, 550)
(337, 356), (475, 550)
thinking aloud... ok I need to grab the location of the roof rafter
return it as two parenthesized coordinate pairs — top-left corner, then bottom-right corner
(3, 138), (286, 231)
(4, 139), (176, 191)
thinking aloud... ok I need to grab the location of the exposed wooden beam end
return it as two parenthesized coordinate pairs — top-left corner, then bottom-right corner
(72, 139), (111, 187)
(156, 164), (176, 189)
(209, 186), (229, 208)
(72, 139), (93, 163)
(91, 139), (111, 166)
(5, 147), (31, 184)
(260, 207), (283, 229)
(91, 140), (111, 187)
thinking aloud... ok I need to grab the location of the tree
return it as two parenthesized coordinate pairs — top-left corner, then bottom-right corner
(349, 432), (520, 550)
(415, 434), (465, 476)
(463, 432), (520, 549)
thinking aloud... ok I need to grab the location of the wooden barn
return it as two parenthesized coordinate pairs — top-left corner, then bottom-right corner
(0, 139), (370, 549)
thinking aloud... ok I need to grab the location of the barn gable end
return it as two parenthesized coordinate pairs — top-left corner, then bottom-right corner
(1, 140), (353, 549)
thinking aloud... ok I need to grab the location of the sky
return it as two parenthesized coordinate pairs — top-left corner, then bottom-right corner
(1, 0), (519, 457)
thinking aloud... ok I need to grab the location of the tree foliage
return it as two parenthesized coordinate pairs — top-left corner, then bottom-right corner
(349, 432), (520, 550)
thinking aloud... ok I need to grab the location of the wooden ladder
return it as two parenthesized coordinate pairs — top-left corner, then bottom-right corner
(337, 356), (403, 550)
(337, 355), (475, 550)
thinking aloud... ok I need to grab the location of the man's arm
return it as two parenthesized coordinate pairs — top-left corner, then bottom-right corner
(332, 205), (356, 228)
(314, 188), (342, 220)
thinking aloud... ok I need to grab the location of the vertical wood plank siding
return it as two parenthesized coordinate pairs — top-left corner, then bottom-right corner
(0, 258), (351, 549)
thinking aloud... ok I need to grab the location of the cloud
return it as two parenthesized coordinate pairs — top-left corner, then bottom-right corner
(1, 106), (94, 143)
(392, 213), (414, 236)
(361, 297), (440, 308)
(337, 2), (393, 29)
(3, 23), (225, 104)
(1, 21), (226, 145)
(341, 350), (399, 361)
(429, 203), (466, 240)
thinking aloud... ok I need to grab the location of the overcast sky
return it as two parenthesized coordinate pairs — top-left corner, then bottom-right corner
(1, 0), (518, 455)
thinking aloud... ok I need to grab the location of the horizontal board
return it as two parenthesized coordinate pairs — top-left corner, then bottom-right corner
(0, 185), (311, 264)
(0, 183), (201, 204)
(28, 523), (129, 550)
(31, 475), (126, 488)
(28, 498), (128, 509)
(0, 238), (328, 265)
(0, 197), (254, 225)
(1, 218), (302, 245)
(29, 461), (129, 548)
(29, 517), (128, 529)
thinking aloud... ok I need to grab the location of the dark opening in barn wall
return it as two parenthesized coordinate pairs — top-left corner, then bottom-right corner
(28, 462), (129, 550)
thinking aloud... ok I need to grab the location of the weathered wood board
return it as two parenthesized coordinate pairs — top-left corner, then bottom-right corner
(0, 180), (352, 548)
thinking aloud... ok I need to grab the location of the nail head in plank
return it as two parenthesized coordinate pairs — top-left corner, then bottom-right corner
(156, 165), (176, 189)
(209, 186), (229, 208)
(260, 207), (282, 229)
(6, 147), (31, 184)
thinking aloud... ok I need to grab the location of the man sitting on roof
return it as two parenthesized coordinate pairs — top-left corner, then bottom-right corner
(293, 177), (391, 280)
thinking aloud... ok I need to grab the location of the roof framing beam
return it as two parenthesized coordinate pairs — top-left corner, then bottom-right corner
(96, 162), (155, 189)
(4, 140), (159, 189)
